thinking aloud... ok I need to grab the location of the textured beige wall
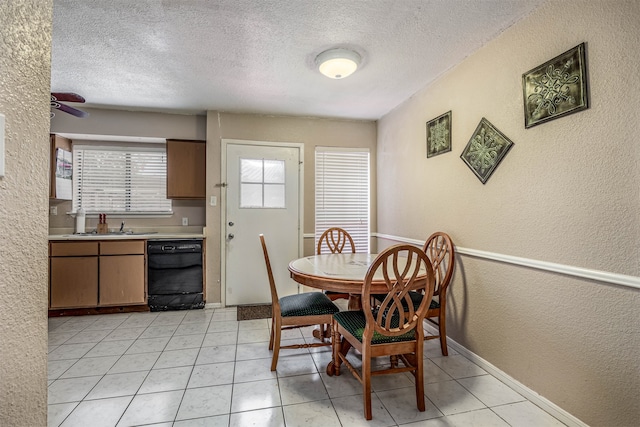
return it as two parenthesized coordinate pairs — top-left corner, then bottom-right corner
(0, 1), (51, 425)
(50, 107), (206, 140)
(205, 112), (377, 303)
(49, 108), (208, 231)
(49, 199), (206, 231)
(377, 1), (639, 426)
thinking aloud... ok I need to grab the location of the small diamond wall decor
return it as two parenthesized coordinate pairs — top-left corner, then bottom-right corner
(426, 111), (452, 158)
(460, 118), (514, 184)
(522, 42), (589, 128)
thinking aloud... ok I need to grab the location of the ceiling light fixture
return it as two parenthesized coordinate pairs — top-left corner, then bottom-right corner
(316, 48), (361, 79)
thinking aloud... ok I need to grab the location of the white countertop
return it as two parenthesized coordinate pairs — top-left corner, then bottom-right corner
(49, 233), (205, 241)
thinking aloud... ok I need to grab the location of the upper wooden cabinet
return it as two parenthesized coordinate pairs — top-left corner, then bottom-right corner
(49, 134), (72, 199)
(166, 139), (206, 199)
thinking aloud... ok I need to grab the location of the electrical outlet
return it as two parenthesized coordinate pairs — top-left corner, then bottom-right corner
(49, 206), (57, 215)
(182, 217), (189, 226)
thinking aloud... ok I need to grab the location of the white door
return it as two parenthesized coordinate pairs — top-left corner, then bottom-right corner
(224, 140), (302, 306)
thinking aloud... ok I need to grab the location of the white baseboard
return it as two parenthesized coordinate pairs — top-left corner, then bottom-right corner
(422, 323), (587, 427)
(204, 302), (222, 309)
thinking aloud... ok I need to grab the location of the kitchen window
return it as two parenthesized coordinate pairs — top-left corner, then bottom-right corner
(315, 147), (370, 253)
(72, 143), (172, 214)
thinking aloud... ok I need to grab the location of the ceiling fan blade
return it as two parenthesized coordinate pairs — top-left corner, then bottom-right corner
(51, 92), (86, 103)
(53, 102), (89, 118)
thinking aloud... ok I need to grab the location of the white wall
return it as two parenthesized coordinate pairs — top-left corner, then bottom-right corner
(376, 1), (639, 425)
(0, 1), (51, 425)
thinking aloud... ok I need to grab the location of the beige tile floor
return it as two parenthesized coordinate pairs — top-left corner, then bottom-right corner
(48, 307), (567, 427)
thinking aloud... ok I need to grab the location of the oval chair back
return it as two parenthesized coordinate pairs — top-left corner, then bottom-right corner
(362, 245), (435, 340)
(422, 232), (455, 355)
(317, 227), (356, 302)
(317, 227), (356, 254)
(423, 232), (455, 300)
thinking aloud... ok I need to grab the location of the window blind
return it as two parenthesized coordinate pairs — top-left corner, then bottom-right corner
(72, 144), (172, 214)
(315, 147), (370, 253)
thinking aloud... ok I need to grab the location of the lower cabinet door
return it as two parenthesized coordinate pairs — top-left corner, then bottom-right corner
(50, 256), (99, 308)
(99, 255), (146, 306)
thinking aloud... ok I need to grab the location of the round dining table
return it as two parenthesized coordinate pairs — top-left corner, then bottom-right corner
(288, 252), (429, 310)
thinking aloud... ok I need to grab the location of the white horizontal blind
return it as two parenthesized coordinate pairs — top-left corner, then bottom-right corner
(72, 144), (172, 214)
(315, 147), (370, 253)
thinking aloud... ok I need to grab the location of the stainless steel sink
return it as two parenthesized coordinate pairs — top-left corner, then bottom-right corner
(105, 231), (158, 235)
(116, 231), (158, 235)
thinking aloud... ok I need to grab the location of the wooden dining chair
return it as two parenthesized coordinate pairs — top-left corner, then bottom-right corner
(408, 232), (455, 355)
(329, 244), (435, 420)
(317, 227), (356, 255)
(317, 227), (356, 302)
(259, 234), (340, 371)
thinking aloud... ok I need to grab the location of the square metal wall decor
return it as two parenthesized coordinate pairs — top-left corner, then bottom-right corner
(426, 111), (452, 158)
(522, 42), (589, 128)
(460, 118), (514, 184)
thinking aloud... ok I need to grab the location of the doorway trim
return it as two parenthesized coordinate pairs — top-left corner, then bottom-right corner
(220, 138), (304, 308)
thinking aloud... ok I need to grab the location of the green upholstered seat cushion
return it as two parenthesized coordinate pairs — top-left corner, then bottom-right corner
(279, 292), (339, 317)
(333, 310), (417, 344)
(407, 291), (439, 310)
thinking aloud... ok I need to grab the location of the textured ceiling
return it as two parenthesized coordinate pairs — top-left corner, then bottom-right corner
(51, 0), (544, 120)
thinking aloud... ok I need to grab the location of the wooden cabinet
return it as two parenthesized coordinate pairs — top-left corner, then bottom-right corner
(49, 242), (99, 308)
(49, 240), (147, 309)
(166, 139), (206, 199)
(99, 241), (146, 306)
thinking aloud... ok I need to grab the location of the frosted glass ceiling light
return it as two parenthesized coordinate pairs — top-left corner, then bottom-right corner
(316, 48), (361, 79)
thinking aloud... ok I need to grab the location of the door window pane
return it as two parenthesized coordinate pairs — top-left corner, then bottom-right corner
(240, 158), (285, 208)
(240, 183), (263, 208)
(241, 159), (263, 183)
(264, 184), (285, 208)
(264, 160), (285, 183)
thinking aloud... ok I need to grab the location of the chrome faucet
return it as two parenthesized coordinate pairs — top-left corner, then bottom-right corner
(119, 221), (125, 233)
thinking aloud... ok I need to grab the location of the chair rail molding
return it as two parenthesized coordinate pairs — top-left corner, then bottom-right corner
(373, 233), (640, 291)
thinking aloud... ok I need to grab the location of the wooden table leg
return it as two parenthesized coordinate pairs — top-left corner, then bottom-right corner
(327, 337), (352, 376)
(347, 294), (362, 311)
(312, 325), (331, 340)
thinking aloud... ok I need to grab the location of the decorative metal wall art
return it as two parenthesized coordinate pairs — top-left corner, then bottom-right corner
(460, 118), (514, 184)
(522, 43), (589, 128)
(426, 111), (452, 158)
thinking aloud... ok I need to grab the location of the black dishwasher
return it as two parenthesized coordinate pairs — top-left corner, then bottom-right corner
(147, 239), (205, 311)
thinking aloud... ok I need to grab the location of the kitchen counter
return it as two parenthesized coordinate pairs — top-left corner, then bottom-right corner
(49, 230), (205, 241)
(48, 229), (207, 312)
(49, 233), (205, 241)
